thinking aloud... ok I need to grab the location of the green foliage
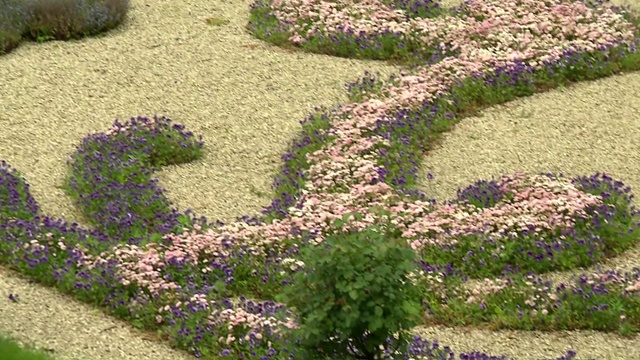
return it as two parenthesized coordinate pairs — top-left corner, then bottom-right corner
(0, 333), (58, 360)
(277, 211), (423, 359)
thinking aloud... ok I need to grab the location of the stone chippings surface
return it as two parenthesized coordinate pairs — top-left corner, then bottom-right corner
(0, 0), (639, 359)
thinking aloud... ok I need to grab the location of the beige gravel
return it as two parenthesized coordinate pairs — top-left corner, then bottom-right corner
(1, 0), (640, 359)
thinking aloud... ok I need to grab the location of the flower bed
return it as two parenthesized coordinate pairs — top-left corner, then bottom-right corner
(2, 0), (640, 358)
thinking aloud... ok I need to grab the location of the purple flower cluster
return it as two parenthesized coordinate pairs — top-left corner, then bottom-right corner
(0, 210), (123, 302)
(65, 115), (208, 248)
(0, 160), (39, 221)
(453, 179), (510, 209)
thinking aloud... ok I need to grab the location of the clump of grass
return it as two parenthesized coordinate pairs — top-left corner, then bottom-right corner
(205, 16), (230, 27)
(21, 0), (130, 42)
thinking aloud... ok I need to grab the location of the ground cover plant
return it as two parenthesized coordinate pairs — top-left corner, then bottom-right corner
(0, 0), (129, 55)
(1, 0), (640, 359)
(0, 332), (62, 360)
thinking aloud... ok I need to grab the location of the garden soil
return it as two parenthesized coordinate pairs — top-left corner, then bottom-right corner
(0, 0), (639, 359)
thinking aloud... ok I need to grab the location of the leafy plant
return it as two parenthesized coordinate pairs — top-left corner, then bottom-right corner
(277, 211), (424, 359)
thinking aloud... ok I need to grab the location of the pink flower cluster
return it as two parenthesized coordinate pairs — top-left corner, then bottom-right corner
(395, 173), (604, 250)
(99, 171), (607, 297)
(270, 0), (636, 70)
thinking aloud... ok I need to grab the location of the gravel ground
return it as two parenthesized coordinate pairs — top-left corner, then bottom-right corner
(0, 0), (639, 359)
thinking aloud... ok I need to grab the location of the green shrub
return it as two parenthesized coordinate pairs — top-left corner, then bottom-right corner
(277, 211), (424, 359)
(0, 333), (57, 360)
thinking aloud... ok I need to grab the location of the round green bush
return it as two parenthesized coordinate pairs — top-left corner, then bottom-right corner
(277, 211), (424, 360)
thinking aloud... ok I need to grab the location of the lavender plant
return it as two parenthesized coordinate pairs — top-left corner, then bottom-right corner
(0, 0), (129, 54)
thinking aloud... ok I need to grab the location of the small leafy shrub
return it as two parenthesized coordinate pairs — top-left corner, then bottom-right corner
(21, 0), (130, 41)
(277, 211), (424, 359)
(0, 0), (27, 54)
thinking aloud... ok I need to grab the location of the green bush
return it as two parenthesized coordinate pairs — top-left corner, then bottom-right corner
(277, 211), (424, 359)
